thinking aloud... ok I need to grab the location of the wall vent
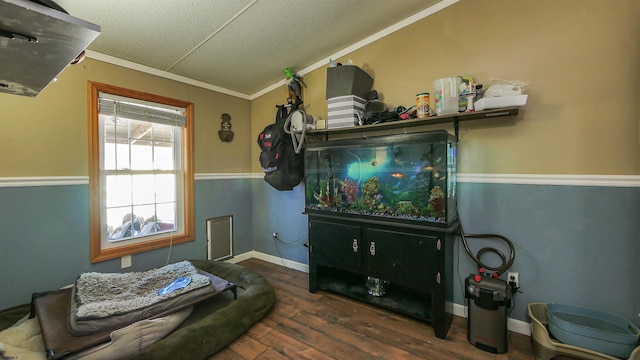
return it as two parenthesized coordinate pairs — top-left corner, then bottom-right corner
(206, 215), (233, 261)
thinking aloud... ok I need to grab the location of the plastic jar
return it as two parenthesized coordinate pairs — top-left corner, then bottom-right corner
(416, 92), (430, 118)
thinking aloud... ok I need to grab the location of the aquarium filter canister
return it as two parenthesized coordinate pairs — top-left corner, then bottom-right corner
(465, 273), (511, 354)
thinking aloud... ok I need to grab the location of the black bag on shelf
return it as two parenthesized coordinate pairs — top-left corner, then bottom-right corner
(361, 98), (399, 125)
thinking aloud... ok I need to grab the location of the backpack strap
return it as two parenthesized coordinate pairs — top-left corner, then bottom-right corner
(275, 105), (288, 122)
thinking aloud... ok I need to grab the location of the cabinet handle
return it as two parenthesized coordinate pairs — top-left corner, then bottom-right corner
(369, 241), (376, 256)
(436, 272), (441, 284)
(437, 239), (441, 250)
(352, 239), (358, 252)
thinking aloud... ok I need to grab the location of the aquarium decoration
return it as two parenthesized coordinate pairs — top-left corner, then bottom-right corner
(304, 130), (457, 226)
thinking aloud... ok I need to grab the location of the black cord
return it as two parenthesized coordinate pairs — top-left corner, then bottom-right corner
(273, 236), (286, 268)
(509, 291), (517, 318)
(456, 238), (468, 317)
(275, 236), (303, 245)
(453, 136), (515, 277)
(458, 222), (515, 276)
(272, 234), (304, 268)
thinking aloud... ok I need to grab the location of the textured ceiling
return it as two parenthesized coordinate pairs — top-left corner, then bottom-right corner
(54, 0), (443, 96)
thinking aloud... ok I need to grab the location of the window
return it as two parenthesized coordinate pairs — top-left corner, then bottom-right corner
(88, 82), (194, 262)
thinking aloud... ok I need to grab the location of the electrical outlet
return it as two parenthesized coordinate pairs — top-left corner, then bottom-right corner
(121, 255), (132, 269)
(507, 272), (519, 288)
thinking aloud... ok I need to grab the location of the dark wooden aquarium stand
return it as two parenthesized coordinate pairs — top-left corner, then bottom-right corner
(307, 213), (459, 339)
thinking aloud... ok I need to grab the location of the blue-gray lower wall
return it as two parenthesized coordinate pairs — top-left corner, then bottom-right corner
(1, 177), (638, 328)
(455, 182), (640, 324)
(195, 178), (254, 256)
(0, 184), (97, 308)
(0, 178), (253, 310)
(248, 178), (640, 326)
(250, 181), (308, 265)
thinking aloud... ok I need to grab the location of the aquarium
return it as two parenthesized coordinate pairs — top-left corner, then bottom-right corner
(304, 130), (457, 227)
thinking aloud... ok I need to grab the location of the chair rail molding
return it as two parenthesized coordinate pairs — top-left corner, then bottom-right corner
(2, 173), (639, 188)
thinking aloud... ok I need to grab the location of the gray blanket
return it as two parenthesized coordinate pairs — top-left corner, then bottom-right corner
(74, 261), (211, 320)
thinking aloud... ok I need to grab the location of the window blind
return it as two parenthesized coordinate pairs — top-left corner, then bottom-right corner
(98, 92), (186, 127)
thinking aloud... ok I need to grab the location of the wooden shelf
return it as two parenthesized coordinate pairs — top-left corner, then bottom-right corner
(307, 106), (520, 140)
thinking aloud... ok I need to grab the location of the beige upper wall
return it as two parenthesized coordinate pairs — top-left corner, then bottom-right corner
(252, 0), (640, 175)
(2, 0), (638, 177)
(0, 59), (252, 176)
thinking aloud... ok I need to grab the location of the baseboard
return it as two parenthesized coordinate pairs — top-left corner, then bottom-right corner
(224, 251), (254, 264)
(226, 250), (310, 273)
(228, 251), (531, 336)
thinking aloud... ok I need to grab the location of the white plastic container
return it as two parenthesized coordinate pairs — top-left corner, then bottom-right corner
(433, 77), (459, 115)
(473, 95), (528, 111)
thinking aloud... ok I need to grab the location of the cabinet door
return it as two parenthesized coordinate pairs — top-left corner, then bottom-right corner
(365, 228), (439, 289)
(309, 220), (361, 267)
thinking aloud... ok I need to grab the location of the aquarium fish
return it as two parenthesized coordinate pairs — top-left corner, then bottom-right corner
(423, 166), (443, 179)
(391, 172), (406, 179)
(371, 160), (377, 166)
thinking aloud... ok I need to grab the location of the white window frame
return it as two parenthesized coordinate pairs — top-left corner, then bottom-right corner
(88, 82), (194, 263)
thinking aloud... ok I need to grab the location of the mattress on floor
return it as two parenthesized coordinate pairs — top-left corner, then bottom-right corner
(31, 269), (231, 359)
(68, 261), (229, 335)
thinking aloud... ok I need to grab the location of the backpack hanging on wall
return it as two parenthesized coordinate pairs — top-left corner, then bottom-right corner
(257, 105), (304, 191)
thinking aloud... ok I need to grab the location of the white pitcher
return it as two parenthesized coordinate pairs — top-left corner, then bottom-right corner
(433, 77), (460, 115)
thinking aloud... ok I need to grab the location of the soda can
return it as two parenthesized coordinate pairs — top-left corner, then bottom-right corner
(416, 92), (430, 118)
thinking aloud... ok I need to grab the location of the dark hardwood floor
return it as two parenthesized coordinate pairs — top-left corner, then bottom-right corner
(209, 258), (536, 360)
